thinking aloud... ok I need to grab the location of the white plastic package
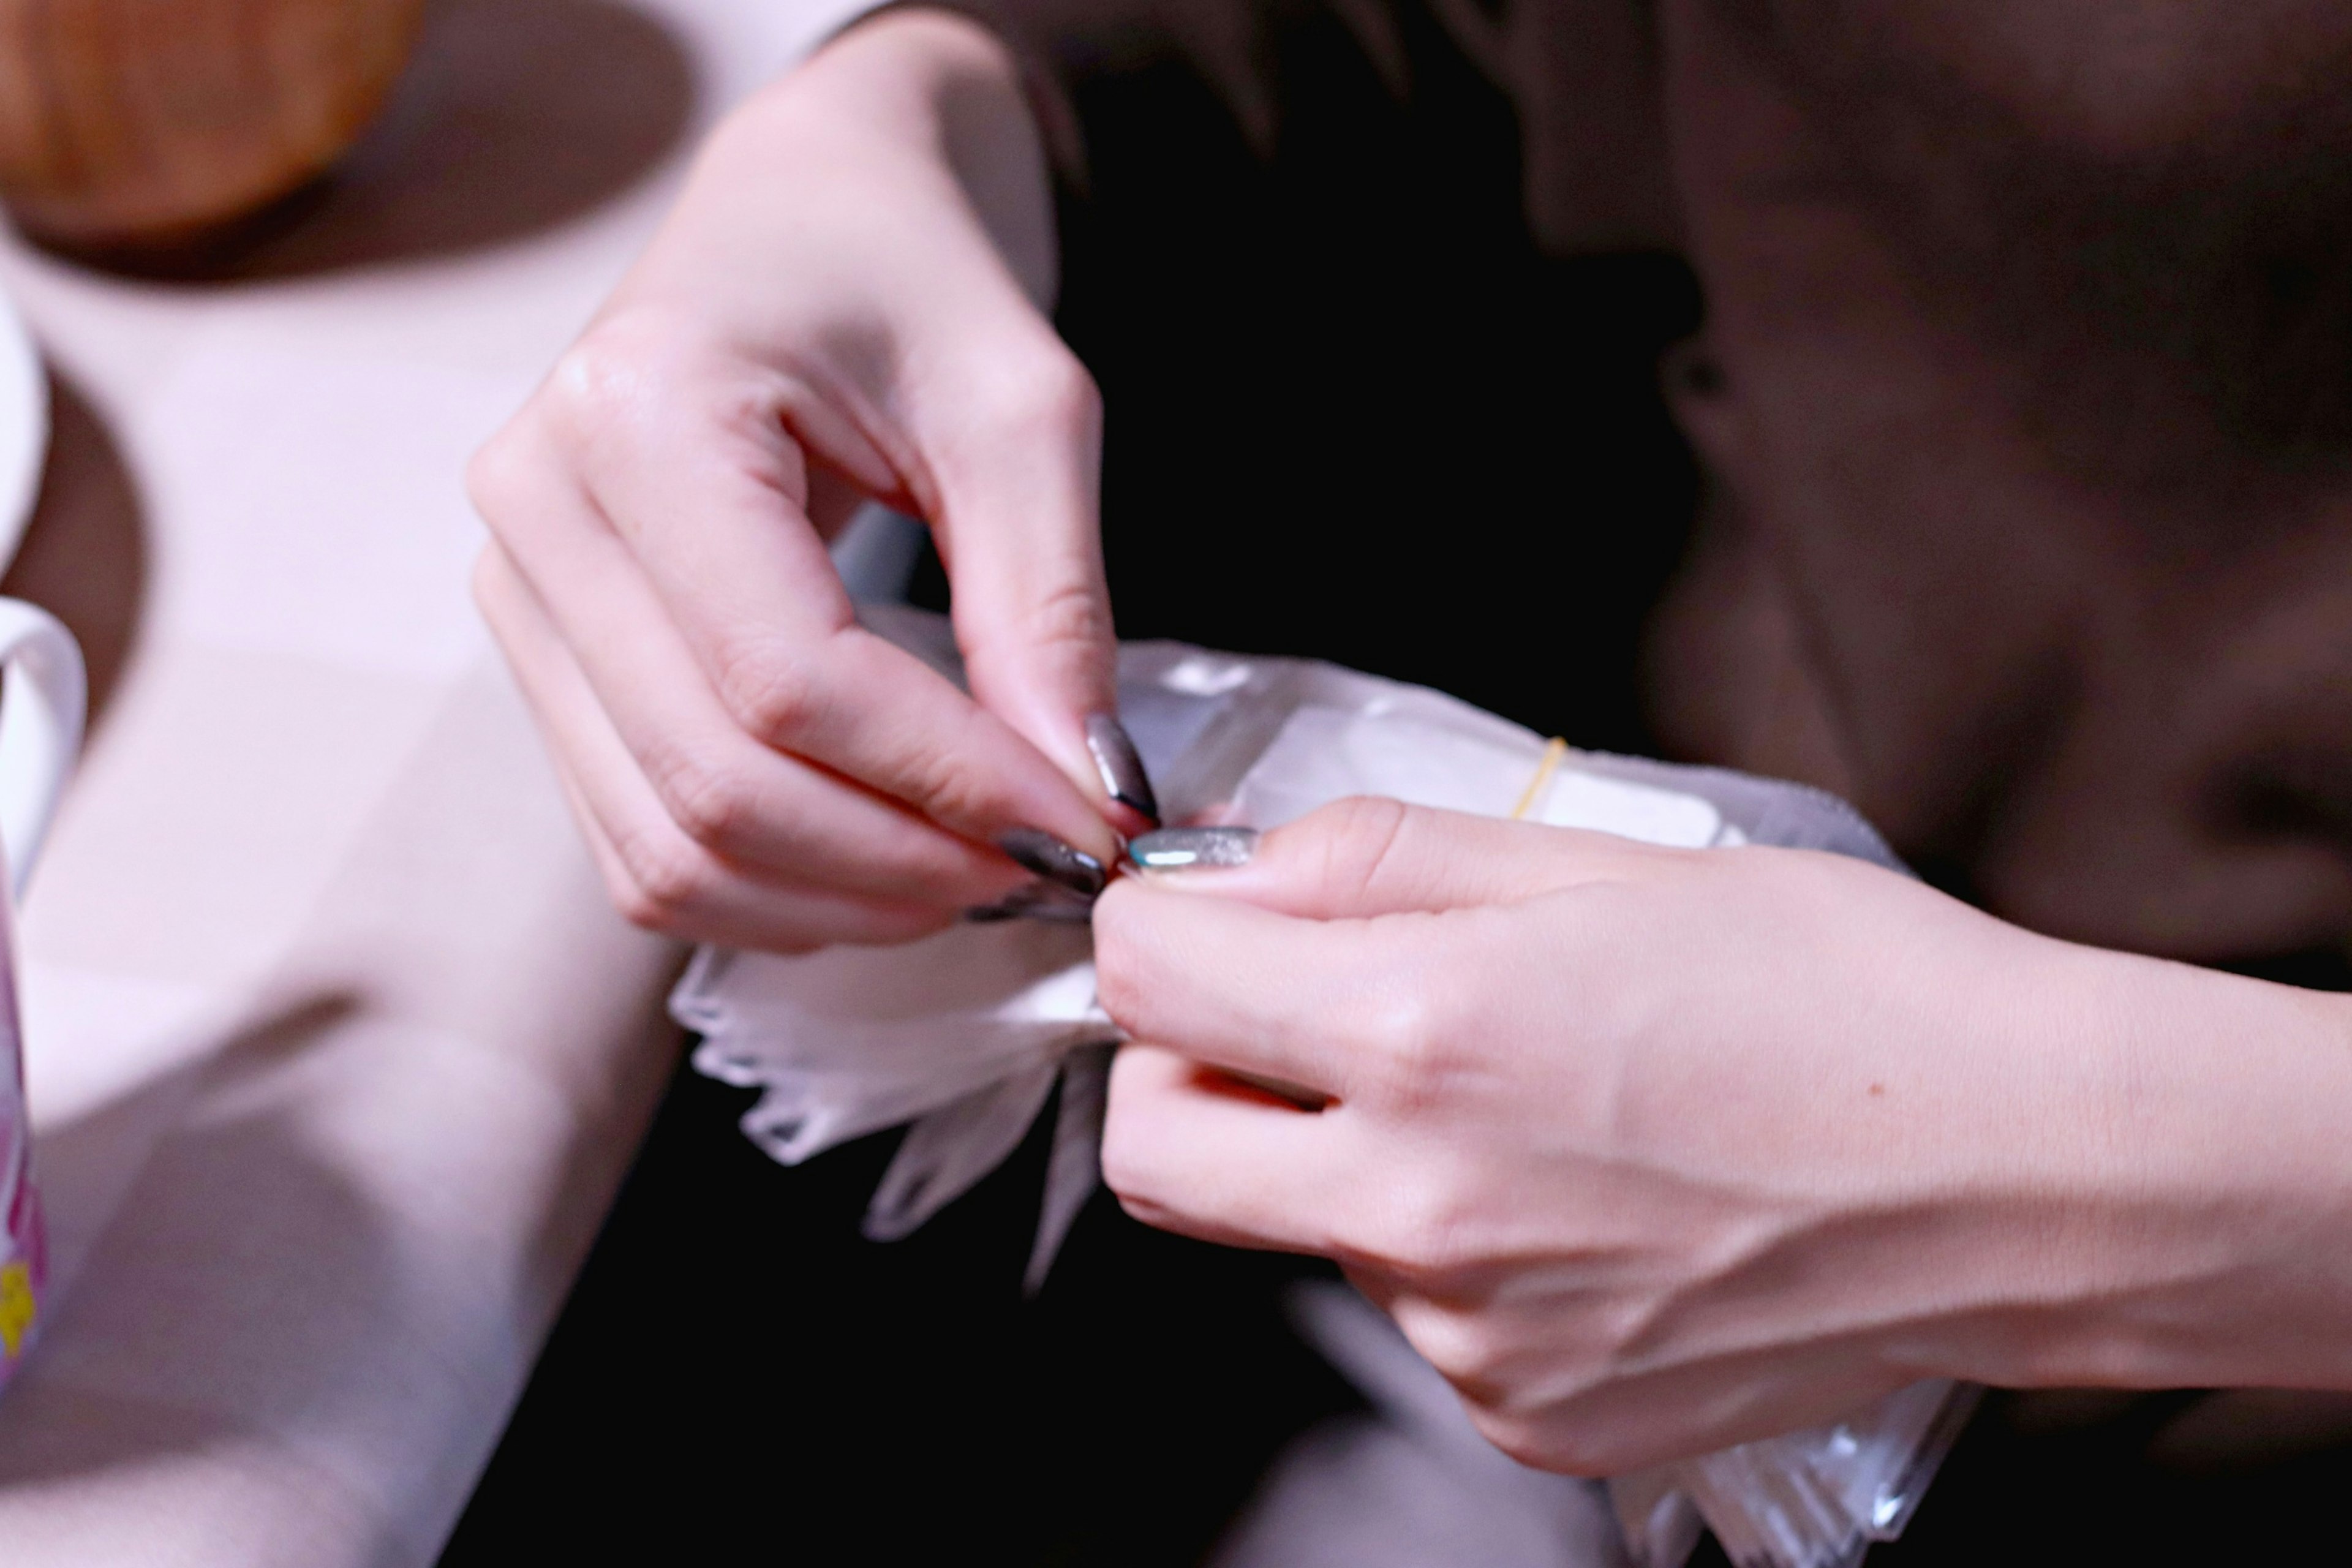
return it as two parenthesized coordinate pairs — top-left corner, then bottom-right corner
(671, 603), (1976, 1568)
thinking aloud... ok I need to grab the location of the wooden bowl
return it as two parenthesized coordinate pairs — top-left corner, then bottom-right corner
(0, 0), (428, 253)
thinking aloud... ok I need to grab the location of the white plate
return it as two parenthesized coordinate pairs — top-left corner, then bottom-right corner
(0, 288), (46, 578)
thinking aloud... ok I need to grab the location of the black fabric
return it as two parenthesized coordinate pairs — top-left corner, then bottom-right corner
(907, 0), (1705, 755)
(439, 1051), (1355, 1565)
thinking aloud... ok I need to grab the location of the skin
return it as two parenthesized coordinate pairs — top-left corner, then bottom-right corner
(474, 3), (2352, 1470)
(1096, 799), (2352, 1474)
(469, 9), (1130, 952)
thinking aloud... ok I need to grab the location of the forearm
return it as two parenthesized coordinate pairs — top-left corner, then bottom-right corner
(626, 8), (1060, 322)
(1920, 943), (2352, 1393)
(817, 8), (1060, 304)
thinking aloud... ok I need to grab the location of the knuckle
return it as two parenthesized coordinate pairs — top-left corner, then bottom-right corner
(1333, 1167), (1476, 1283)
(889, 732), (995, 831)
(605, 873), (670, 933)
(1018, 573), (1115, 664)
(1099, 1047), (1194, 1204)
(1097, 1126), (1148, 1201)
(1109, 1186), (1178, 1238)
(1357, 993), (1432, 1087)
(1090, 900), (1148, 1018)
(1347, 971), (1467, 1111)
(988, 344), (1099, 442)
(464, 423), (576, 547)
(606, 826), (715, 932)
(609, 885), (677, 935)
(1544, 1422), (1626, 1479)
(1098, 1117), (1169, 1212)
(1474, 1409), (1607, 1477)
(467, 318), (695, 536)
(709, 637), (827, 745)
(543, 313), (810, 493)
(1404, 1309), (1506, 1390)
(462, 434), (528, 524)
(1093, 958), (1136, 1030)
(543, 342), (637, 441)
(1298, 796), (1414, 902)
(1387, 1189), (1477, 1281)
(469, 545), (516, 620)
(650, 752), (763, 851)
(545, 312), (681, 428)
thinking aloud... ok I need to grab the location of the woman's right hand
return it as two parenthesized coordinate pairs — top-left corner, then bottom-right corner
(470, 9), (1140, 954)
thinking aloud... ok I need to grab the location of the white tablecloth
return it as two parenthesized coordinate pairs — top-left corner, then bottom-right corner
(0, 2), (870, 1560)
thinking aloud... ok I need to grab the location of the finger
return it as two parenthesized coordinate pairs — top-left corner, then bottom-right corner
(474, 435), (1065, 905)
(477, 546), (976, 949)
(477, 530), (1027, 907)
(1093, 876), (1454, 1100)
(1102, 1043), (1340, 1253)
(552, 729), (950, 951)
(917, 342), (1145, 830)
(501, 342), (1121, 870)
(1145, 797), (1667, 920)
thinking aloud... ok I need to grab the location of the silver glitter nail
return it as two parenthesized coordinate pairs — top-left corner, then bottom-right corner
(1128, 827), (1259, 870)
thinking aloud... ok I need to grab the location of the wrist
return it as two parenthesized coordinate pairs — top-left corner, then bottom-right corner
(758, 7), (1058, 303)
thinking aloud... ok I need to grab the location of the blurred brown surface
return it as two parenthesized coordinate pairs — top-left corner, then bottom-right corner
(158, 0), (696, 283)
(0, 0), (426, 251)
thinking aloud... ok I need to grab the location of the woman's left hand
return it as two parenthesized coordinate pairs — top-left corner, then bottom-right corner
(1092, 799), (2352, 1474)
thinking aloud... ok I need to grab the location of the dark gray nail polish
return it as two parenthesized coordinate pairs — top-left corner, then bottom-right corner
(998, 827), (1108, 897)
(1128, 827), (1259, 870)
(1008, 882), (1098, 923)
(1084, 714), (1160, 826)
(965, 879), (1097, 924)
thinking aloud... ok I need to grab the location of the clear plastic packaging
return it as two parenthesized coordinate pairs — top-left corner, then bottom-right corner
(673, 605), (1978, 1563)
(1609, 1380), (1982, 1568)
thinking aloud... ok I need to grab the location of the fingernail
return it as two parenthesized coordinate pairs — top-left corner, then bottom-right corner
(1129, 827), (1259, 870)
(1084, 714), (1160, 826)
(1011, 882), (1097, 923)
(999, 827), (1109, 897)
(965, 880), (1096, 924)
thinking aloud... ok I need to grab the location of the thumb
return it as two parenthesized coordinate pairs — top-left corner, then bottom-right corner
(1139, 797), (1670, 919)
(922, 345), (1155, 832)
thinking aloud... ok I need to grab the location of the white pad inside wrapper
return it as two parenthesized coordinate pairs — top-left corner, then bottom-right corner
(668, 605), (1972, 1568)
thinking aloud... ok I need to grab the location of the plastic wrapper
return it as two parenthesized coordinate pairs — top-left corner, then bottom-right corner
(671, 603), (1977, 1566)
(1608, 1379), (1982, 1568)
